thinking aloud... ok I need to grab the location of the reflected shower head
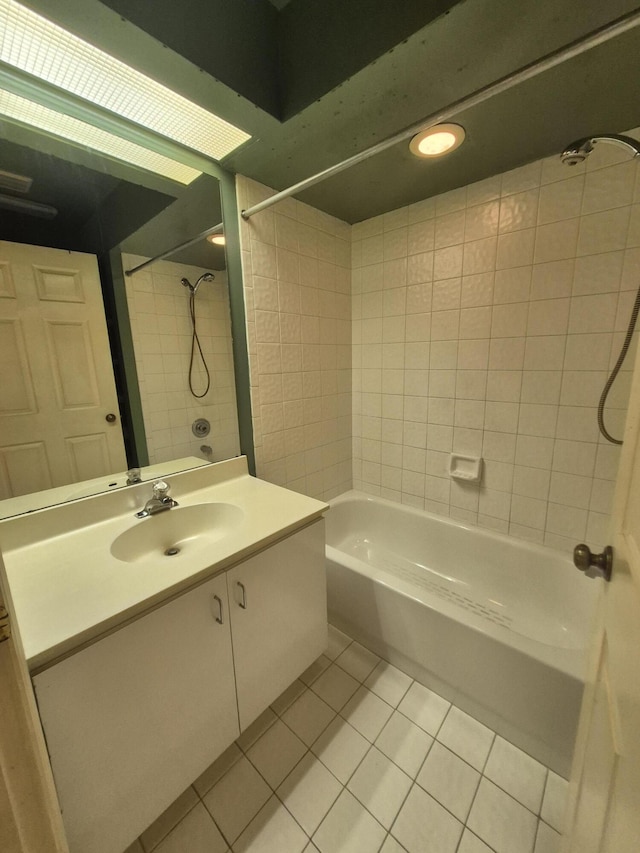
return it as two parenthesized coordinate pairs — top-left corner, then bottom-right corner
(180, 272), (215, 293)
(561, 133), (640, 166)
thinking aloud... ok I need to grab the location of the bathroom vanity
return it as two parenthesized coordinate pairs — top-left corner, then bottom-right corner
(0, 458), (328, 853)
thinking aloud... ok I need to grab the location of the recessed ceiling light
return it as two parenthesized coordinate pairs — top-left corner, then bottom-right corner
(409, 123), (466, 158)
(0, 0), (251, 161)
(207, 234), (226, 246)
(0, 89), (200, 184)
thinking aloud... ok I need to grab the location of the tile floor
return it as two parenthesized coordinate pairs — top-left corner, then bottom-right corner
(126, 625), (568, 853)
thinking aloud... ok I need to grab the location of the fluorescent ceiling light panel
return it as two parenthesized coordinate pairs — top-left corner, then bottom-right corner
(0, 191), (57, 217)
(0, 89), (201, 184)
(0, 0), (251, 160)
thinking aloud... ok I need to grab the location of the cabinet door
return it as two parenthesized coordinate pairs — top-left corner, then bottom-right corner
(33, 574), (239, 853)
(228, 520), (327, 730)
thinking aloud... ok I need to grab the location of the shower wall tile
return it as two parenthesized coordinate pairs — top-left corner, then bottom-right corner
(237, 176), (352, 501)
(351, 127), (640, 552)
(123, 255), (240, 467)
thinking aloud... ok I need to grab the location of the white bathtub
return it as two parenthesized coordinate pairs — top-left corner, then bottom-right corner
(325, 491), (598, 777)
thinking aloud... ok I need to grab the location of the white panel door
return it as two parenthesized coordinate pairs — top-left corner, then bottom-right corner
(562, 341), (640, 850)
(227, 521), (328, 730)
(0, 241), (127, 498)
(33, 573), (239, 853)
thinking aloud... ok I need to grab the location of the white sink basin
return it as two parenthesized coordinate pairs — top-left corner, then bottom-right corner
(110, 503), (244, 564)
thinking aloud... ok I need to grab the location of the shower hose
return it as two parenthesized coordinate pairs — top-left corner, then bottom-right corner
(598, 284), (640, 445)
(188, 289), (211, 399)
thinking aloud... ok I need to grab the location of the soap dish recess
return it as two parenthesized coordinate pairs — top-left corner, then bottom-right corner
(449, 454), (483, 484)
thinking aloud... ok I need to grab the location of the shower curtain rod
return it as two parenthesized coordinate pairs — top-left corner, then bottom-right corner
(241, 7), (640, 220)
(125, 222), (223, 276)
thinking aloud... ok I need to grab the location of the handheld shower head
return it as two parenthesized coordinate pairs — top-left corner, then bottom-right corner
(180, 272), (215, 293)
(561, 133), (640, 166)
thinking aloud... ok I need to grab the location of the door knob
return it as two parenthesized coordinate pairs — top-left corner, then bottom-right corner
(105, 413), (117, 423)
(573, 544), (613, 582)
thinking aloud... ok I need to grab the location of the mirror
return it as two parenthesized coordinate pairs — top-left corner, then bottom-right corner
(0, 115), (244, 519)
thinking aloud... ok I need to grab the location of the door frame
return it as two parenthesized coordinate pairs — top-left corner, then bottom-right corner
(0, 556), (69, 853)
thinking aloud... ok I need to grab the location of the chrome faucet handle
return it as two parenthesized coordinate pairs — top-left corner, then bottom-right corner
(152, 480), (170, 500)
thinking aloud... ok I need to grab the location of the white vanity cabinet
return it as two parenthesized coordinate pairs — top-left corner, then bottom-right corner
(31, 519), (327, 853)
(227, 519), (327, 729)
(32, 572), (239, 853)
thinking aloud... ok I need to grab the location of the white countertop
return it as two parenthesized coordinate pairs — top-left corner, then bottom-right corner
(0, 458), (327, 671)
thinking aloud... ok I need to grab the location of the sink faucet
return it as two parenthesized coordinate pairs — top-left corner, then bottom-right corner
(135, 480), (179, 518)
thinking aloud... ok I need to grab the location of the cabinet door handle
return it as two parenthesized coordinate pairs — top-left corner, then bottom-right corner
(213, 594), (224, 624)
(237, 581), (247, 609)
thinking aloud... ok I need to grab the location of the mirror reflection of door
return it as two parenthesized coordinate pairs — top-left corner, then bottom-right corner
(0, 241), (127, 498)
(0, 118), (238, 514)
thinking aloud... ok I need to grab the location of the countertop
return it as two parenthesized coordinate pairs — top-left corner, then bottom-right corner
(0, 458), (327, 671)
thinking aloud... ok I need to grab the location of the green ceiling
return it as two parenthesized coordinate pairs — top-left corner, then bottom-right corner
(19, 0), (640, 223)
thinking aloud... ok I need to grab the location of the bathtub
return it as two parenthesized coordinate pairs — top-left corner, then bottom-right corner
(325, 491), (598, 777)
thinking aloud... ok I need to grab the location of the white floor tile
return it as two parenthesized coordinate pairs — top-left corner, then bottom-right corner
(140, 786), (199, 851)
(365, 661), (412, 707)
(484, 736), (547, 813)
(277, 752), (342, 836)
(300, 655), (332, 686)
(397, 681), (450, 736)
(154, 803), (228, 853)
(193, 744), (243, 797)
(340, 686), (394, 742)
(417, 741), (480, 822)
(347, 747), (412, 830)
(246, 719), (307, 789)
(335, 641), (381, 682)
(467, 778), (538, 853)
(281, 689), (336, 746)
(535, 820), (561, 853)
(271, 679), (306, 716)
(313, 789), (387, 853)
(541, 771), (568, 832)
(137, 627), (565, 853)
(233, 795), (308, 853)
(325, 625), (352, 660)
(203, 756), (271, 843)
(237, 707), (278, 752)
(311, 717), (370, 784)
(457, 828), (494, 853)
(436, 707), (494, 771)
(311, 663), (360, 711)
(391, 783), (463, 853)
(375, 710), (434, 778)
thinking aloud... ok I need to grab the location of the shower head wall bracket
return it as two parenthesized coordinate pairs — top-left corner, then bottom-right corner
(561, 133), (640, 165)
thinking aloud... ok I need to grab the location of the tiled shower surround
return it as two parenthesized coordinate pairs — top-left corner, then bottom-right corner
(237, 177), (352, 501)
(123, 254), (240, 465)
(352, 134), (640, 551)
(238, 133), (640, 550)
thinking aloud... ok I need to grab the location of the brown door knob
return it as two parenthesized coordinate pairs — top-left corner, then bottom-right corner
(573, 544), (613, 581)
